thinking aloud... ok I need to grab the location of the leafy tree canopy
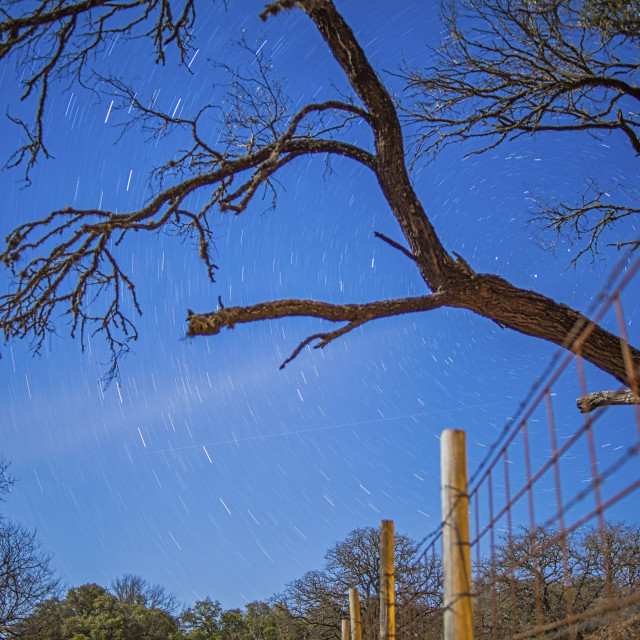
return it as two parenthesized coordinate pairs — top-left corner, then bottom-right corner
(15, 583), (180, 640)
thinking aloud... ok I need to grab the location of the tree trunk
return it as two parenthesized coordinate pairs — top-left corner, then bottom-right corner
(449, 272), (639, 386)
(299, 0), (639, 387)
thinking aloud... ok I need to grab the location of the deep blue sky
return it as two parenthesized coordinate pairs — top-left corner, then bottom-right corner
(1, 0), (638, 610)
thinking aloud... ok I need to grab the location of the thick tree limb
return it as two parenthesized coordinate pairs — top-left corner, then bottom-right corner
(2, 0), (640, 393)
(187, 293), (454, 368)
(188, 269), (640, 386)
(577, 390), (640, 413)
(447, 271), (640, 387)
(265, 0), (462, 291)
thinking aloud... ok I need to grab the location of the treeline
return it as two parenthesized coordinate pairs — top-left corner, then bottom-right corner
(6, 524), (640, 640)
(14, 579), (281, 640)
(272, 524), (640, 640)
(474, 523), (640, 640)
(2, 458), (639, 640)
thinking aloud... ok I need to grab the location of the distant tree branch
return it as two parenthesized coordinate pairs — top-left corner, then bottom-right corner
(400, 0), (640, 261)
(0, 458), (14, 499)
(530, 179), (640, 263)
(111, 574), (178, 613)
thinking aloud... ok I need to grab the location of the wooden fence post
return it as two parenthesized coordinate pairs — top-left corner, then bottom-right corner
(441, 429), (474, 640)
(342, 619), (350, 640)
(349, 587), (362, 640)
(379, 519), (395, 640)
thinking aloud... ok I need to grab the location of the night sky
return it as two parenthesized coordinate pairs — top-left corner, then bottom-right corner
(1, 1), (638, 610)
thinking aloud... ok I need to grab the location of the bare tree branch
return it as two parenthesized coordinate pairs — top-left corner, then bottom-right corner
(187, 293), (454, 368)
(1, 0), (199, 178)
(530, 179), (640, 263)
(1, 46), (375, 381)
(402, 0), (640, 156)
(399, 0), (640, 260)
(374, 232), (417, 263)
(110, 574), (178, 613)
(1, 0), (639, 399)
(1, 128), (374, 381)
(577, 389), (640, 413)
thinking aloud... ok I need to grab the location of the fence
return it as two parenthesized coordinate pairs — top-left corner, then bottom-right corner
(352, 248), (640, 640)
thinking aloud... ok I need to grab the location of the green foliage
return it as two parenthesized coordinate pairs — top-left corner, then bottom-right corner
(180, 598), (223, 640)
(179, 598), (279, 640)
(243, 603), (278, 640)
(17, 584), (180, 640)
(16, 578), (280, 640)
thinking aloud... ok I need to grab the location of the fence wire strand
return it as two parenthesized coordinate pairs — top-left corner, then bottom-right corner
(387, 247), (640, 640)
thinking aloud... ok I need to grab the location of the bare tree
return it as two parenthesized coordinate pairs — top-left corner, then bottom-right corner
(110, 573), (178, 613)
(0, 459), (14, 499)
(474, 523), (640, 639)
(276, 527), (441, 640)
(0, 520), (59, 637)
(401, 0), (640, 263)
(0, 458), (58, 637)
(0, 0), (639, 402)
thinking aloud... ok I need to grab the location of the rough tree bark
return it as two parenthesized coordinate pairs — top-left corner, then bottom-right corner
(0, 0), (638, 399)
(190, 0), (640, 388)
(577, 390), (640, 413)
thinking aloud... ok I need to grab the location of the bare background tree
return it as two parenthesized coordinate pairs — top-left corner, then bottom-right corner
(474, 522), (640, 639)
(274, 527), (442, 640)
(0, 0), (638, 407)
(110, 573), (178, 613)
(0, 459), (59, 638)
(401, 0), (640, 262)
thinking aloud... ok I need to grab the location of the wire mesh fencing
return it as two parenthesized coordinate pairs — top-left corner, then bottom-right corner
(393, 248), (640, 640)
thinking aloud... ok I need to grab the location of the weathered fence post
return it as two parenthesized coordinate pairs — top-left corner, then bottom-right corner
(441, 429), (474, 640)
(342, 619), (350, 640)
(379, 519), (395, 640)
(349, 587), (362, 640)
